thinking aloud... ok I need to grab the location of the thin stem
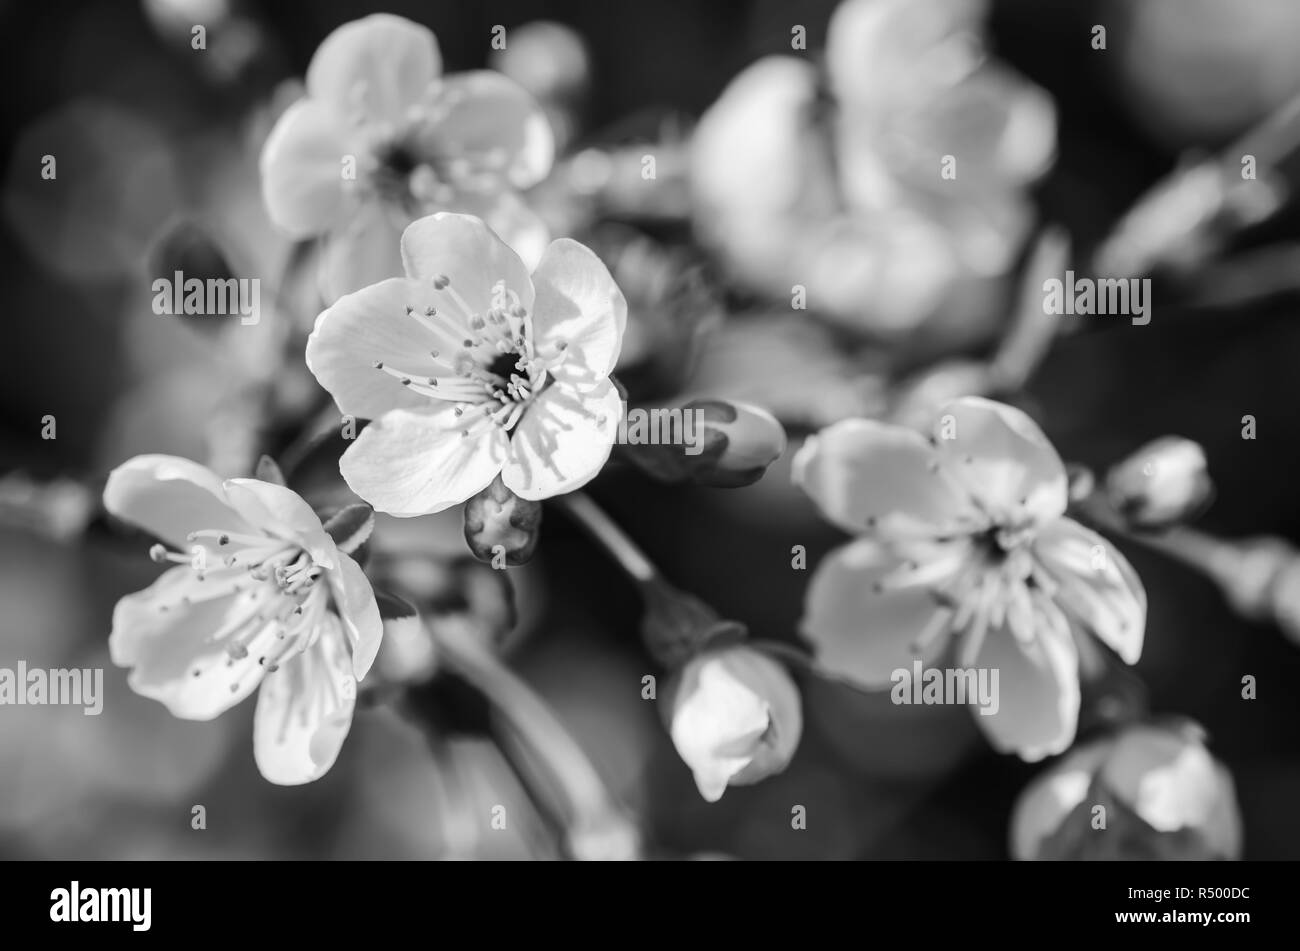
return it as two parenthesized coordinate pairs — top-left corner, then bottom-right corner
(432, 618), (640, 860)
(1071, 486), (1294, 625)
(551, 492), (659, 584)
(990, 226), (1070, 391)
(1075, 491), (1239, 576)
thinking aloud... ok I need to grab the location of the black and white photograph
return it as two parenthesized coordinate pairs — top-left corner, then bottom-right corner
(1, 0), (1298, 921)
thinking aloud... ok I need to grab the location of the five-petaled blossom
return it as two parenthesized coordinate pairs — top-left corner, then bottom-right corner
(105, 455), (382, 784)
(690, 0), (1054, 343)
(795, 397), (1146, 761)
(306, 212), (627, 516)
(260, 14), (555, 302)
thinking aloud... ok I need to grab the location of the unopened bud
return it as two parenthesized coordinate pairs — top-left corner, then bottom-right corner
(624, 399), (786, 488)
(489, 20), (591, 104)
(463, 476), (542, 566)
(664, 645), (803, 802)
(1105, 436), (1212, 530)
(1012, 720), (1241, 861)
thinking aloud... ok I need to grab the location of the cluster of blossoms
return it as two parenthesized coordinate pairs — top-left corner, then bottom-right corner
(94, 6), (1264, 861)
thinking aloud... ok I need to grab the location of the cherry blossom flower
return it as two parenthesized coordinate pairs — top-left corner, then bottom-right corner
(690, 0), (1054, 343)
(1011, 721), (1242, 860)
(104, 455), (382, 784)
(795, 397), (1146, 761)
(260, 14), (555, 302)
(665, 645), (803, 802)
(306, 213), (626, 516)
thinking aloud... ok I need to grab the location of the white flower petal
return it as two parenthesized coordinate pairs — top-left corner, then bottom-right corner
(1033, 517), (1146, 665)
(1100, 727), (1221, 832)
(691, 56), (828, 218)
(306, 276), (451, 421)
(529, 237), (627, 379)
(792, 418), (979, 537)
(339, 406), (508, 516)
(670, 656), (771, 803)
(110, 566), (269, 720)
(328, 551), (384, 679)
(500, 378), (622, 500)
(258, 98), (351, 236)
(412, 70), (554, 189)
(103, 454), (255, 549)
(319, 198), (407, 303)
(932, 397), (1068, 529)
(253, 613), (356, 785)
(801, 538), (957, 688)
(399, 212), (535, 317)
(971, 620), (1080, 762)
(306, 14), (441, 127)
(897, 63), (1056, 188)
(222, 479), (336, 569)
(827, 0), (987, 107)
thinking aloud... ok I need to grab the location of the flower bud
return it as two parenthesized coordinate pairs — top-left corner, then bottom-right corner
(690, 399), (787, 486)
(1105, 436), (1213, 530)
(664, 645), (803, 802)
(623, 399), (786, 488)
(1012, 721), (1242, 861)
(463, 476), (542, 566)
(488, 21), (591, 104)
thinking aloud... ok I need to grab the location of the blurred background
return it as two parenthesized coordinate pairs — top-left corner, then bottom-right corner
(3, 0), (1300, 860)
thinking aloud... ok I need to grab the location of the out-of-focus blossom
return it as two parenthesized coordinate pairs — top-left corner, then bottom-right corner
(1110, 0), (1300, 149)
(665, 645), (803, 802)
(1011, 720), (1242, 860)
(260, 14), (555, 301)
(306, 213), (626, 515)
(685, 312), (890, 429)
(581, 224), (723, 399)
(141, 0), (268, 84)
(795, 397), (1146, 761)
(888, 359), (997, 431)
(690, 0), (1054, 343)
(0, 474), (95, 541)
(104, 455), (382, 784)
(1105, 436), (1213, 530)
(490, 20), (591, 107)
(489, 20), (591, 154)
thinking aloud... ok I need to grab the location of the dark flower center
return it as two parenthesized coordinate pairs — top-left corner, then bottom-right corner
(379, 142), (420, 177)
(487, 351), (523, 384)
